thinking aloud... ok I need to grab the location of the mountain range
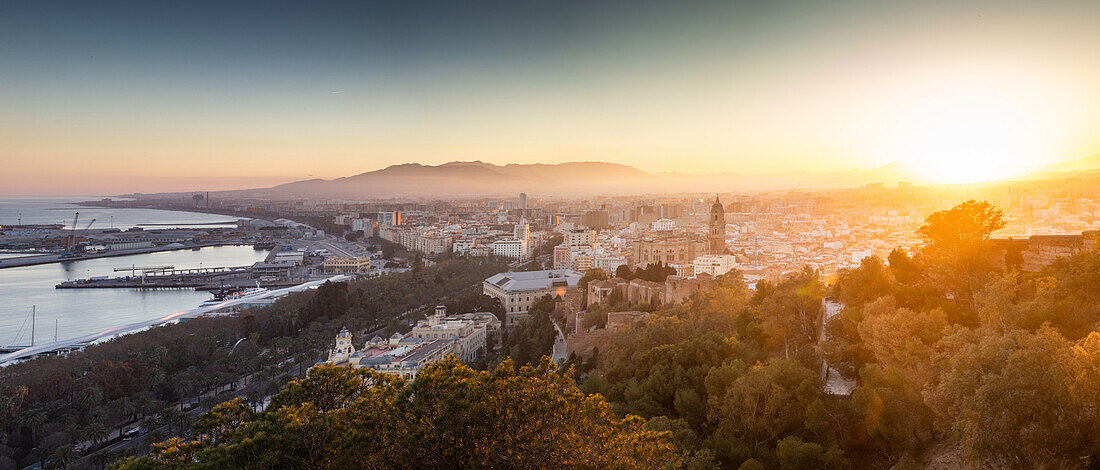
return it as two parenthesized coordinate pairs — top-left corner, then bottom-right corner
(211, 154), (1100, 199)
(228, 161), (922, 198)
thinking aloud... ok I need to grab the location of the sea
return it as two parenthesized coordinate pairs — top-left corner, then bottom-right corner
(0, 197), (270, 346)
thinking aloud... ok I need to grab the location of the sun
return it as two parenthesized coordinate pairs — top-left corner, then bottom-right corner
(880, 85), (1049, 184)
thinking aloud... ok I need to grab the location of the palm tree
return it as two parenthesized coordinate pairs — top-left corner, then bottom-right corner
(136, 396), (157, 419)
(48, 445), (77, 470)
(29, 445), (51, 469)
(169, 409), (192, 437)
(89, 450), (115, 470)
(175, 378), (196, 411)
(160, 406), (181, 434)
(118, 397), (140, 424)
(199, 373), (217, 398)
(83, 421), (109, 448)
(16, 408), (47, 443)
(161, 406), (192, 436)
(246, 388), (265, 412)
(145, 367), (167, 388)
(75, 386), (103, 411)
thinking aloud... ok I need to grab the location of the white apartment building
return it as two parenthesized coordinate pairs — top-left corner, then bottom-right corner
(378, 211), (403, 226)
(563, 229), (596, 247)
(553, 244), (572, 269)
(489, 238), (528, 259)
(483, 269), (582, 326)
(379, 226), (454, 255)
(514, 219), (529, 242)
(452, 239), (476, 254)
(351, 218), (374, 233)
(652, 219), (675, 231)
(692, 254), (737, 278)
(594, 253), (628, 274)
(552, 242), (626, 274)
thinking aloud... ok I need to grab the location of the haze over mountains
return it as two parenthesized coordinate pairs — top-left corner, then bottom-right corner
(220, 160), (924, 198)
(202, 154), (1100, 199)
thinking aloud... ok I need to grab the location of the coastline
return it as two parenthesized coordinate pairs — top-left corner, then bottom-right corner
(73, 199), (249, 222)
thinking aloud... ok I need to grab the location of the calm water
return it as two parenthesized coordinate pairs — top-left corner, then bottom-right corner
(0, 197), (268, 346)
(0, 246), (270, 346)
(0, 196), (238, 229)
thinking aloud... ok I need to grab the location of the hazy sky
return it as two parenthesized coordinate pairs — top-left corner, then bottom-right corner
(2, 0), (1098, 194)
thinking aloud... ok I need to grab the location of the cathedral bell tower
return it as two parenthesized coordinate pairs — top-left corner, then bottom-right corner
(709, 195), (725, 255)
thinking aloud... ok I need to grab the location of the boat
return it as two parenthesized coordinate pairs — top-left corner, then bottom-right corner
(199, 287), (269, 308)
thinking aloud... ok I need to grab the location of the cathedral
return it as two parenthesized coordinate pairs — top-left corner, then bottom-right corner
(709, 195), (725, 254)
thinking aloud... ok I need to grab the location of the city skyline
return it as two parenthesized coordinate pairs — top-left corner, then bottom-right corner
(3, 0), (1100, 194)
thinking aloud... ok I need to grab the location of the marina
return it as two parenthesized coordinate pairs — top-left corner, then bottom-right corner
(0, 244), (272, 345)
(0, 275), (351, 364)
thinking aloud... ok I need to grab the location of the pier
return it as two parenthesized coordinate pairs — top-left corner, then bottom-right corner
(0, 241), (257, 269)
(56, 265), (256, 289)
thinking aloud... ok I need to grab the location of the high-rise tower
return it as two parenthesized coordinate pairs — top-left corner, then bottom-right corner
(709, 195), (725, 254)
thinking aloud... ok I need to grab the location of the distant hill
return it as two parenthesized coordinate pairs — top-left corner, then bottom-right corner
(1034, 154), (1100, 173)
(1011, 154), (1100, 182)
(229, 160), (926, 198)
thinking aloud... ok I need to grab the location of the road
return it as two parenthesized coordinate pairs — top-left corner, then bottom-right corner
(68, 355), (306, 468)
(551, 321), (567, 363)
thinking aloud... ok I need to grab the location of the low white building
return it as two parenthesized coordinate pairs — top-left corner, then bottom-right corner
(325, 306), (498, 377)
(692, 254), (737, 278)
(483, 269), (582, 326)
(323, 256), (372, 274)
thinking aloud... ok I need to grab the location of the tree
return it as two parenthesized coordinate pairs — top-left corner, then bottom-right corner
(113, 359), (677, 469)
(918, 200), (1005, 252)
(344, 230), (363, 242)
(925, 326), (1087, 467)
(832, 256), (894, 307)
(756, 267), (825, 360)
(708, 359), (823, 464)
(16, 408), (47, 443)
(48, 445), (77, 470)
(301, 281), (349, 324)
(506, 295), (559, 366)
(917, 200), (1006, 311)
(83, 421), (109, 448)
(775, 437), (842, 469)
(856, 297), (946, 375)
(887, 248), (921, 285)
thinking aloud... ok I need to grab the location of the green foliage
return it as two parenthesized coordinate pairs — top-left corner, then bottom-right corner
(917, 200), (1006, 311)
(113, 359), (677, 469)
(616, 262), (679, 282)
(505, 295), (559, 367)
(775, 436), (842, 469)
(924, 326), (1098, 467)
(0, 257), (508, 467)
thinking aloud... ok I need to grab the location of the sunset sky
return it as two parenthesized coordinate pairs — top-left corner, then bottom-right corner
(2, 0), (1099, 194)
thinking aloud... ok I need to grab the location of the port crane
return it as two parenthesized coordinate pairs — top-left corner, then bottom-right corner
(61, 212), (95, 258)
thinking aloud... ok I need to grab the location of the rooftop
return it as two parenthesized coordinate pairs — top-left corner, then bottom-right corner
(484, 269), (583, 293)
